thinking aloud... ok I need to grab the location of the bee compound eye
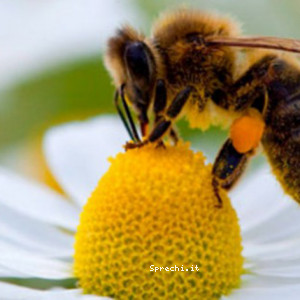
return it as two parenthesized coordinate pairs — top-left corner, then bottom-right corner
(124, 41), (152, 82)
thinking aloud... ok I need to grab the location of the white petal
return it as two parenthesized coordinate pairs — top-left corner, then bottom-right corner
(44, 116), (128, 207)
(244, 237), (300, 261)
(40, 289), (107, 300)
(248, 273), (300, 288)
(0, 265), (26, 278)
(40, 289), (108, 300)
(0, 202), (73, 258)
(246, 243), (300, 277)
(242, 200), (300, 243)
(0, 283), (108, 300)
(0, 282), (43, 299)
(223, 285), (300, 300)
(251, 259), (300, 277)
(0, 245), (71, 279)
(0, 167), (80, 230)
(221, 272), (300, 300)
(230, 165), (300, 242)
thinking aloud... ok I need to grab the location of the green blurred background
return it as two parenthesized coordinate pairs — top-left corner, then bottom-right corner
(1, 0), (300, 184)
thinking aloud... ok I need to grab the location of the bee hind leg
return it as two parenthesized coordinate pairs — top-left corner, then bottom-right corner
(212, 139), (252, 207)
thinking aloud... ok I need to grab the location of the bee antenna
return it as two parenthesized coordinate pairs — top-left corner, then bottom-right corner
(119, 84), (141, 142)
(114, 89), (136, 141)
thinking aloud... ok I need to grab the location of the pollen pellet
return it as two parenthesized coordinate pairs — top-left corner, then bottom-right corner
(230, 109), (265, 153)
(74, 142), (243, 300)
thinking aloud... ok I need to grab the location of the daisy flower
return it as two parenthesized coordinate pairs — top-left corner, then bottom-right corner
(1, 115), (300, 299)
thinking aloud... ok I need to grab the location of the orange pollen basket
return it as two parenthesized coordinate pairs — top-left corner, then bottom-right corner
(230, 111), (265, 154)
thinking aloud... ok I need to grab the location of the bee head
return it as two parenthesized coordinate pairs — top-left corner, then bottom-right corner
(105, 26), (160, 120)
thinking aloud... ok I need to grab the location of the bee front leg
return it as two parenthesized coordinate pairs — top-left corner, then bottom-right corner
(137, 107), (149, 138)
(125, 85), (194, 150)
(148, 85), (195, 144)
(153, 79), (180, 145)
(153, 79), (167, 122)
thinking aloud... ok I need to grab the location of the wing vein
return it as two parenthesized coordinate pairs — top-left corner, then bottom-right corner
(206, 36), (300, 54)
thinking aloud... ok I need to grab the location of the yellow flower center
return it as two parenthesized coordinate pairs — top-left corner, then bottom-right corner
(74, 142), (243, 299)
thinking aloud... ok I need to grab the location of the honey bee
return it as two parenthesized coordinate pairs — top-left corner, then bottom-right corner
(105, 9), (300, 205)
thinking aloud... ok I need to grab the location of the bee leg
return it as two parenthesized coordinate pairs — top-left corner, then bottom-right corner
(213, 139), (250, 189)
(148, 85), (194, 143)
(151, 79), (168, 147)
(153, 79), (167, 121)
(229, 54), (277, 111)
(211, 55), (281, 205)
(153, 79), (180, 144)
(212, 178), (223, 208)
(136, 108), (149, 137)
(125, 79), (168, 150)
(212, 139), (251, 206)
(148, 119), (172, 143)
(125, 85), (193, 150)
(169, 127), (179, 144)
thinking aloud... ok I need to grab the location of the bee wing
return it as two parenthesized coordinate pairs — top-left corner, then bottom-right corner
(206, 36), (300, 54)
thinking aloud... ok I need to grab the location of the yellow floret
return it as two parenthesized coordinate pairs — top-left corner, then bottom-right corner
(74, 142), (243, 299)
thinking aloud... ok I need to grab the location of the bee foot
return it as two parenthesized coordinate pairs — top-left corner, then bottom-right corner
(214, 200), (223, 209)
(155, 141), (166, 149)
(124, 141), (148, 151)
(212, 178), (223, 209)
